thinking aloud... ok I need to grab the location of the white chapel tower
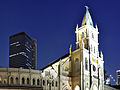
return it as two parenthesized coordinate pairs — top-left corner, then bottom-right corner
(41, 6), (104, 90)
(74, 6), (104, 90)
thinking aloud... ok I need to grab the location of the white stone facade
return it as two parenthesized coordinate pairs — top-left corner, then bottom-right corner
(0, 68), (41, 87)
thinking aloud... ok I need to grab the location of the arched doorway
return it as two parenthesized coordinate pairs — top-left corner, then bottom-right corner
(74, 85), (80, 90)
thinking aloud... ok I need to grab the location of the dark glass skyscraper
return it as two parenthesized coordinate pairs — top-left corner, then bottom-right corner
(9, 32), (37, 69)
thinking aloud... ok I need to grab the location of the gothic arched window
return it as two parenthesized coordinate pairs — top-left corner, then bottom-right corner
(27, 78), (29, 85)
(37, 79), (40, 85)
(93, 65), (96, 72)
(16, 77), (18, 84)
(85, 58), (88, 70)
(52, 80), (54, 87)
(56, 81), (57, 87)
(91, 45), (92, 52)
(4, 77), (7, 84)
(47, 80), (49, 86)
(22, 77), (25, 84)
(43, 80), (45, 86)
(92, 33), (94, 39)
(33, 78), (35, 85)
(75, 58), (79, 72)
(10, 77), (14, 84)
(94, 47), (95, 53)
(82, 32), (84, 38)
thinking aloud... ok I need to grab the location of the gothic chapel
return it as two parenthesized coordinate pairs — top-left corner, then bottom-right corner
(41, 6), (104, 90)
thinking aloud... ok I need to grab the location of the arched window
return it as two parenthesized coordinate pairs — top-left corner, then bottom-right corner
(75, 58), (79, 72)
(4, 77), (7, 84)
(37, 79), (39, 85)
(93, 65), (96, 72)
(10, 77), (14, 84)
(52, 80), (54, 87)
(16, 77), (18, 84)
(94, 47), (95, 53)
(55, 81), (57, 87)
(92, 33), (94, 39)
(0, 77), (2, 84)
(33, 78), (35, 85)
(22, 77), (25, 84)
(82, 32), (84, 38)
(47, 80), (49, 86)
(91, 45), (92, 52)
(43, 80), (45, 86)
(27, 78), (29, 85)
(85, 58), (88, 70)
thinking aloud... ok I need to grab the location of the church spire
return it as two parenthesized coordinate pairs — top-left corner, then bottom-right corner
(81, 6), (93, 27)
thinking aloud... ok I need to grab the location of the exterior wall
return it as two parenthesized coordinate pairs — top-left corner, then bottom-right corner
(0, 68), (41, 87)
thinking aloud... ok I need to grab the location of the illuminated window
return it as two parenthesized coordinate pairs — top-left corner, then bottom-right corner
(22, 77), (25, 84)
(85, 58), (88, 70)
(33, 78), (35, 85)
(37, 79), (40, 85)
(10, 77), (14, 84)
(4, 78), (7, 84)
(0, 77), (2, 84)
(27, 78), (29, 85)
(75, 58), (79, 72)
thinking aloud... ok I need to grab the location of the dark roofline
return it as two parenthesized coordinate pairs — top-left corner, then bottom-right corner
(10, 32), (33, 41)
(41, 53), (69, 70)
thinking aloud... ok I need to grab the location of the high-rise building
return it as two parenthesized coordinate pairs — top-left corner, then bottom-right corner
(117, 70), (120, 85)
(9, 32), (37, 69)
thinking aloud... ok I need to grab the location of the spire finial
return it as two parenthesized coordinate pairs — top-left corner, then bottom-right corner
(85, 6), (89, 10)
(81, 6), (93, 27)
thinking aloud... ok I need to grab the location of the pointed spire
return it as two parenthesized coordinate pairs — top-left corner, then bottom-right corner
(95, 24), (98, 31)
(81, 6), (93, 27)
(100, 51), (103, 59)
(69, 44), (72, 56)
(76, 24), (79, 31)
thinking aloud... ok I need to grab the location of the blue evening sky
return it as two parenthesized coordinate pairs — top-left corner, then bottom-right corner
(0, 0), (119, 85)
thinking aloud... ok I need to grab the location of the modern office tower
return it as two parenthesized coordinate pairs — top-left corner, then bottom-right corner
(117, 70), (120, 85)
(9, 32), (37, 69)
